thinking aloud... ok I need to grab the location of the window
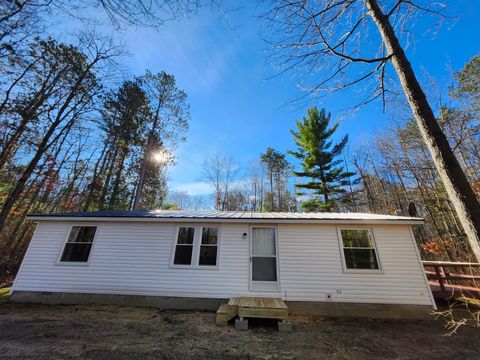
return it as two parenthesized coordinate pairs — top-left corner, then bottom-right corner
(60, 226), (96, 262)
(199, 227), (218, 266)
(172, 226), (219, 267)
(173, 227), (195, 265)
(340, 229), (379, 270)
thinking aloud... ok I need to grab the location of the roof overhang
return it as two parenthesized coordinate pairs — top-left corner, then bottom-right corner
(26, 215), (425, 225)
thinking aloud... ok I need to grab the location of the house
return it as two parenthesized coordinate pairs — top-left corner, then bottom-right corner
(11, 210), (436, 318)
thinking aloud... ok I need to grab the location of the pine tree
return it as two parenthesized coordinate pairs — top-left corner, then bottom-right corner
(289, 107), (354, 212)
(260, 147), (290, 211)
(99, 80), (150, 210)
(132, 70), (190, 210)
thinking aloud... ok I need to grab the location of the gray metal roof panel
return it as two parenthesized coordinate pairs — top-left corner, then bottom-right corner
(27, 209), (423, 222)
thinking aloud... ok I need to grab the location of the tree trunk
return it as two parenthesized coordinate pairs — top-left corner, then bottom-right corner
(83, 140), (109, 211)
(108, 148), (128, 209)
(0, 114), (33, 169)
(253, 180), (257, 211)
(0, 65), (71, 169)
(276, 172), (281, 211)
(269, 171), (274, 210)
(354, 163), (375, 212)
(0, 116), (76, 231)
(133, 135), (153, 210)
(133, 92), (164, 210)
(365, 0), (480, 261)
(99, 145), (118, 210)
(322, 187), (327, 205)
(132, 154), (148, 210)
(344, 154), (357, 212)
(0, 51), (100, 231)
(371, 161), (391, 212)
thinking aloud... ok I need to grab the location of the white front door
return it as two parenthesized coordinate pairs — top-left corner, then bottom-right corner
(250, 227), (279, 291)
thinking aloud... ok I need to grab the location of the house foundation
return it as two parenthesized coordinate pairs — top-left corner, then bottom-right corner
(9, 291), (433, 319)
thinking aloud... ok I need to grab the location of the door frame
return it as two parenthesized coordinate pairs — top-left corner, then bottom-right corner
(249, 225), (281, 292)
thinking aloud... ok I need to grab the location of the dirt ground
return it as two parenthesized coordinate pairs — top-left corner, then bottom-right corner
(0, 302), (479, 359)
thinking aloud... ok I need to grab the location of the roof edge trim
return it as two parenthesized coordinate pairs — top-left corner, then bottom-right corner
(27, 215), (424, 225)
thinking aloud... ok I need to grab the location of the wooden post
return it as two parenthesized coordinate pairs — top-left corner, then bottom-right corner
(434, 265), (447, 298)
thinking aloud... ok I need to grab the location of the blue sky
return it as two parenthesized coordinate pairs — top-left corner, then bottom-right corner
(56, 1), (480, 197)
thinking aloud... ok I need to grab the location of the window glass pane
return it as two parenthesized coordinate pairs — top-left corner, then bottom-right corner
(177, 227), (195, 244)
(202, 227), (218, 245)
(173, 245), (193, 265)
(252, 257), (277, 281)
(344, 249), (379, 269)
(68, 226), (96, 243)
(67, 226), (80, 243)
(341, 229), (373, 248)
(252, 228), (276, 256)
(199, 246), (217, 266)
(60, 243), (92, 262)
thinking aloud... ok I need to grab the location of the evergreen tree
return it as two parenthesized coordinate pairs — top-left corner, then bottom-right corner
(289, 107), (354, 212)
(99, 80), (150, 210)
(132, 70), (190, 210)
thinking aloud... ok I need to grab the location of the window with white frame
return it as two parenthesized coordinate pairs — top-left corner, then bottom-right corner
(60, 226), (96, 262)
(173, 226), (219, 267)
(340, 229), (380, 270)
(199, 227), (218, 266)
(173, 227), (195, 265)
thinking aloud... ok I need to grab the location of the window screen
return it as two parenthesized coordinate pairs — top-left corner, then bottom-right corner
(173, 227), (195, 265)
(60, 226), (96, 262)
(252, 257), (277, 281)
(341, 229), (379, 270)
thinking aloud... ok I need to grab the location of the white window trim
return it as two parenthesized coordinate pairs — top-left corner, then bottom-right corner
(170, 224), (221, 270)
(172, 225), (196, 267)
(249, 225), (281, 292)
(336, 226), (383, 274)
(56, 224), (99, 266)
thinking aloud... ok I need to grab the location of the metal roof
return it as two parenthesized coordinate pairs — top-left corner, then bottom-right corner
(27, 210), (424, 224)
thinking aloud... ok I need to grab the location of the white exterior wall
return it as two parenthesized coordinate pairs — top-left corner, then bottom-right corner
(13, 221), (434, 306)
(277, 224), (433, 305)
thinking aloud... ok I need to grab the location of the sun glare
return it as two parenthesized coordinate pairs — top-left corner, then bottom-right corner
(152, 150), (169, 163)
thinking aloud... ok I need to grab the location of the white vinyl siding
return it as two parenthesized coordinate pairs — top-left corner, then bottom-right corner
(13, 221), (434, 306)
(278, 224), (432, 305)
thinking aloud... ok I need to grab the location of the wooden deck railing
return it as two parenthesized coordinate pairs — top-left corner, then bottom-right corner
(423, 261), (480, 299)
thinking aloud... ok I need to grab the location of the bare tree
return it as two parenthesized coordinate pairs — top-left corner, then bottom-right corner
(167, 191), (208, 210)
(201, 154), (238, 211)
(0, 0), (48, 57)
(0, 33), (121, 232)
(264, 0), (480, 260)
(2, 0), (221, 31)
(247, 160), (265, 211)
(78, 0), (209, 28)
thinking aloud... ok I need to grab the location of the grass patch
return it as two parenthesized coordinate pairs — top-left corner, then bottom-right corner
(0, 287), (11, 304)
